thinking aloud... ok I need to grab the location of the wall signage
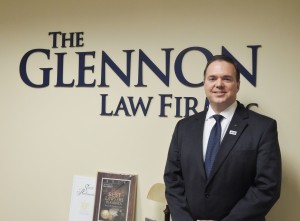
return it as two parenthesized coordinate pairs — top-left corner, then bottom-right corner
(19, 32), (261, 117)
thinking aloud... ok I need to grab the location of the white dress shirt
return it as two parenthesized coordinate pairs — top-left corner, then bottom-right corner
(203, 101), (237, 160)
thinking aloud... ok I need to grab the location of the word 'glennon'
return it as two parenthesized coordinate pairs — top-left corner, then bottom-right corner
(19, 46), (261, 88)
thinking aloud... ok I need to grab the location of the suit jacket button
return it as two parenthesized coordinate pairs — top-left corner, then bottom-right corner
(205, 193), (209, 198)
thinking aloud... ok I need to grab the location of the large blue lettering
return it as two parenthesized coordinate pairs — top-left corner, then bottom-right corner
(174, 47), (213, 87)
(100, 94), (154, 116)
(222, 45), (261, 86)
(55, 52), (75, 87)
(19, 45), (260, 88)
(19, 49), (52, 88)
(135, 49), (173, 87)
(76, 51), (96, 87)
(99, 50), (134, 87)
(128, 96), (153, 116)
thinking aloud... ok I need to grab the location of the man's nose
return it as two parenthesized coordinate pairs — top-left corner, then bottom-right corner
(215, 78), (223, 87)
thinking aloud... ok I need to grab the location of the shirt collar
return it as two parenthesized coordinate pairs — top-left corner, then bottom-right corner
(206, 101), (238, 120)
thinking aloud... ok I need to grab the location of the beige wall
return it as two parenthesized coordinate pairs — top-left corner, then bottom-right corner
(1, 0), (299, 220)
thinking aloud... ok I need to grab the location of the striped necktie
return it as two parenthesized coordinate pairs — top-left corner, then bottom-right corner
(205, 114), (223, 177)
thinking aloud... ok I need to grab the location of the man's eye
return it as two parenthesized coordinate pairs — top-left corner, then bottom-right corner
(224, 77), (233, 81)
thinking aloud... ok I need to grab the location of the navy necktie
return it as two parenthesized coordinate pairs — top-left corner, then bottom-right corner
(205, 114), (223, 177)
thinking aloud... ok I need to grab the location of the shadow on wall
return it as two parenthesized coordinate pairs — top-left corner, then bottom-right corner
(267, 162), (300, 221)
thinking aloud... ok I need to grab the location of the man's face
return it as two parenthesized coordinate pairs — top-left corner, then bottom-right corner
(204, 60), (240, 113)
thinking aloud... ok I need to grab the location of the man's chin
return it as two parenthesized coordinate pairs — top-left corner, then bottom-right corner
(211, 99), (226, 105)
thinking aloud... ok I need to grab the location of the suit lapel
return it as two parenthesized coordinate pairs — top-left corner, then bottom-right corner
(207, 103), (249, 183)
(193, 110), (207, 180)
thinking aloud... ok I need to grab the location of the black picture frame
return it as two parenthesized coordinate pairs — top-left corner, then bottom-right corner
(93, 172), (137, 221)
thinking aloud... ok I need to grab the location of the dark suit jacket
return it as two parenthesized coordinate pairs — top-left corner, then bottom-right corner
(164, 102), (281, 221)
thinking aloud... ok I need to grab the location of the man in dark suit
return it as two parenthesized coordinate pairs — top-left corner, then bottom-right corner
(164, 55), (281, 221)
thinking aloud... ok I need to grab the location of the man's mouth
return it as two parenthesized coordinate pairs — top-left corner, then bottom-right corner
(213, 91), (226, 95)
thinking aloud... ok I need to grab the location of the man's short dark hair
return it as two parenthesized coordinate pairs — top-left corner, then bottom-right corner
(203, 55), (240, 81)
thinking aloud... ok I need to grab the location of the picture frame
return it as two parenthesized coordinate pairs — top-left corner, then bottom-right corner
(93, 172), (137, 221)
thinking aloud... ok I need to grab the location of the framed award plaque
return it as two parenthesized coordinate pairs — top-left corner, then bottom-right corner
(93, 172), (137, 221)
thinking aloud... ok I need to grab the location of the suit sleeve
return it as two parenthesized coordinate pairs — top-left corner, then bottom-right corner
(221, 119), (282, 221)
(164, 122), (195, 221)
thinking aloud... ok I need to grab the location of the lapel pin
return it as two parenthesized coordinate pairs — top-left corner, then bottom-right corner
(229, 130), (237, 135)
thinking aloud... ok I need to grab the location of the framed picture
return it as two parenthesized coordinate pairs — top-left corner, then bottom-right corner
(93, 172), (137, 221)
(68, 175), (96, 221)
